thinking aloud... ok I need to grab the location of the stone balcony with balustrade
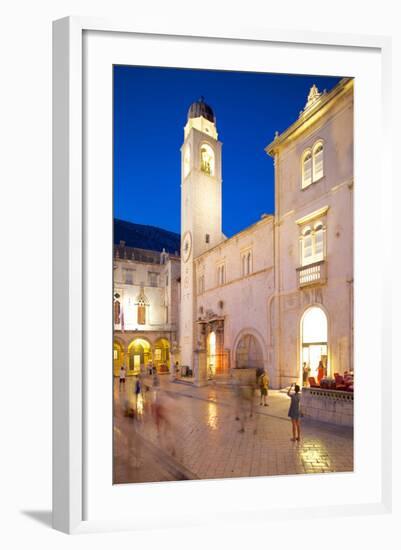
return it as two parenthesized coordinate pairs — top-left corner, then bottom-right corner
(296, 260), (326, 288)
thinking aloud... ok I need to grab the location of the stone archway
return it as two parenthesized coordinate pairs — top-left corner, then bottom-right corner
(127, 338), (152, 375)
(300, 306), (328, 385)
(235, 333), (264, 370)
(153, 338), (170, 373)
(113, 340), (124, 377)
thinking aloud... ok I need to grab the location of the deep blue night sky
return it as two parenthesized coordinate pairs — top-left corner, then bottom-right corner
(114, 66), (341, 237)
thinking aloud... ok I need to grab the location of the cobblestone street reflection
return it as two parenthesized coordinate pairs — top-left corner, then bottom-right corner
(113, 377), (353, 484)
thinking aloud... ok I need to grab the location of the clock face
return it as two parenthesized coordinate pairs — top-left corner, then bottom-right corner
(182, 231), (192, 263)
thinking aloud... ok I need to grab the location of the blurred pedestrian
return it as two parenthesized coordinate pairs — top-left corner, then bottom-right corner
(302, 362), (311, 387)
(119, 365), (126, 390)
(134, 377), (142, 416)
(234, 379), (256, 433)
(287, 383), (301, 441)
(317, 361), (324, 384)
(259, 369), (269, 406)
(152, 369), (160, 389)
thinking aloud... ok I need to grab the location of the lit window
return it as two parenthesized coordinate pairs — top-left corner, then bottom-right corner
(137, 298), (147, 325)
(302, 141), (324, 188)
(313, 142), (324, 181)
(114, 298), (121, 324)
(302, 150), (312, 188)
(200, 144), (215, 176)
(300, 222), (325, 266)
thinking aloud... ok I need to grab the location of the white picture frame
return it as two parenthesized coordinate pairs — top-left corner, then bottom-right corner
(52, 16), (392, 534)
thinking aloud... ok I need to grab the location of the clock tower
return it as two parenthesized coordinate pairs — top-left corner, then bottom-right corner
(179, 98), (224, 374)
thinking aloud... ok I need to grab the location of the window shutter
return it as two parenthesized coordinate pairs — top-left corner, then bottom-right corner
(313, 144), (324, 181)
(303, 153), (312, 188)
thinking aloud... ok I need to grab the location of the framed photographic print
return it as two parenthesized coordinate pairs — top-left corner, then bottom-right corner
(52, 17), (392, 534)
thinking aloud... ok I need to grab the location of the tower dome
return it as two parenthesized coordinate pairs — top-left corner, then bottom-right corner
(187, 97), (215, 123)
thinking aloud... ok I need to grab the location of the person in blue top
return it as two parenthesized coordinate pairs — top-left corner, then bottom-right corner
(287, 383), (301, 442)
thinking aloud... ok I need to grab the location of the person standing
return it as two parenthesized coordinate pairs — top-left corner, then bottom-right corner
(259, 370), (269, 406)
(302, 362), (311, 387)
(134, 377), (141, 413)
(119, 365), (126, 390)
(317, 361), (325, 384)
(287, 383), (301, 441)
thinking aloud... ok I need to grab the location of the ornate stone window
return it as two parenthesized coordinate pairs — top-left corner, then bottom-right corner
(300, 220), (325, 266)
(302, 140), (324, 188)
(200, 143), (215, 176)
(113, 293), (121, 324)
(136, 289), (149, 325)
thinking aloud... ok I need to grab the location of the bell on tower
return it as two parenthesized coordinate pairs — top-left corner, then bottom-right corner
(184, 97), (218, 140)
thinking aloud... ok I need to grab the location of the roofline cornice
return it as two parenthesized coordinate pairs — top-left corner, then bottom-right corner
(265, 77), (354, 156)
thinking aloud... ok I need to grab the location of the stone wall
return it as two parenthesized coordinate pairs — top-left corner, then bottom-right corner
(301, 388), (353, 427)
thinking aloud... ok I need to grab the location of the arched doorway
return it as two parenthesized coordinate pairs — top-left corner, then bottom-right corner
(235, 334), (264, 369)
(301, 306), (328, 383)
(113, 341), (124, 377)
(128, 338), (152, 375)
(207, 331), (217, 378)
(154, 338), (170, 373)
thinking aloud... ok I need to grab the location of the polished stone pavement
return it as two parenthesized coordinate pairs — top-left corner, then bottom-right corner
(113, 376), (353, 484)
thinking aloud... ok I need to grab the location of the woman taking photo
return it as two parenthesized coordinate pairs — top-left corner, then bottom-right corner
(287, 383), (301, 441)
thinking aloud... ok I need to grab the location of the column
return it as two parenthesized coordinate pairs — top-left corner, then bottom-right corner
(193, 349), (207, 387)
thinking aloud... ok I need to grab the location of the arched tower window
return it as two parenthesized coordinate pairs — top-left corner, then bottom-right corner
(313, 141), (324, 181)
(200, 144), (215, 176)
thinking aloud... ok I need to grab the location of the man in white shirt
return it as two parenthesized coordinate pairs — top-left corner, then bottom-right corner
(119, 365), (126, 390)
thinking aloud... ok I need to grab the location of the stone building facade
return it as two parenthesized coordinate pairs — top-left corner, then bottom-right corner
(180, 78), (354, 388)
(113, 242), (180, 376)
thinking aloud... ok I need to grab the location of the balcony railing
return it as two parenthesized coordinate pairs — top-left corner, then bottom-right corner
(297, 260), (326, 288)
